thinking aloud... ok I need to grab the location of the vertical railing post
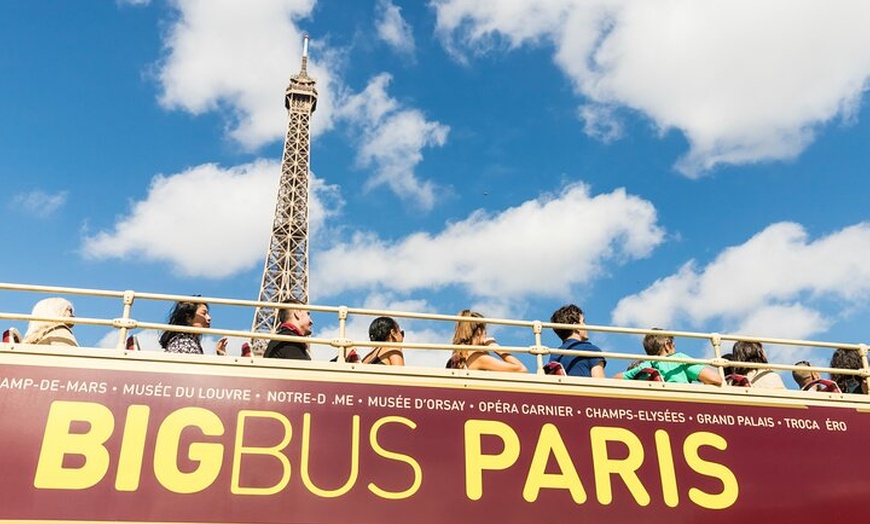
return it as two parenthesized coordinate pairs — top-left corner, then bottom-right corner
(859, 343), (869, 394)
(117, 290), (136, 350)
(337, 306), (348, 363)
(710, 333), (725, 387)
(533, 321), (544, 374)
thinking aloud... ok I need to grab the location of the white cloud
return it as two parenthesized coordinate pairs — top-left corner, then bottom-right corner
(336, 73), (449, 209)
(10, 190), (68, 218)
(433, 0), (870, 176)
(733, 304), (828, 341)
(727, 304), (828, 367)
(579, 104), (623, 143)
(156, 2), (442, 206)
(612, 222), (870, 340)
(81, 160), (343, 278)
(375, 0), (415, 56)
(311, 183), (664, 299)
(156, 0), (337, 149)
(117, 0), (150, 6)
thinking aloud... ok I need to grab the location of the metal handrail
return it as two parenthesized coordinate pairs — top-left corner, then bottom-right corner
(1, 281), (866, 390)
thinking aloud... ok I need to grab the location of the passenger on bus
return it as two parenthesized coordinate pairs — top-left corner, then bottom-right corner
(792, 360), (841, 392)
(830, 348), (868, 394)
(793, 360), (821, 389)
(548, 304), (605, 378)
(264, 299), (313, 360)
(22, 297), (78, 346)
(730, 341), (785, 389)
(446, 310), (526, 373)
(719, 352), (734, 375)
(361, 316), (405, 366)
(617, 329), (721, 385)
(159, 300), (228, 355)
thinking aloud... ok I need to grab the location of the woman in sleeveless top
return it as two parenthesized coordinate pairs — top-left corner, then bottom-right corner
(446, 310), (526, 373)
(362, 316), (405, 366)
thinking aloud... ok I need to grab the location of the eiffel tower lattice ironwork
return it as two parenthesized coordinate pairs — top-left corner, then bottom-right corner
(250, 35), (317, 355)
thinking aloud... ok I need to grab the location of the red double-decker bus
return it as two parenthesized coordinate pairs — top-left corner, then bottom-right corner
(1, 283), (867, 523)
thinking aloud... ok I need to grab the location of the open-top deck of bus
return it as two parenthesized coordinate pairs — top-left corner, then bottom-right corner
(1, 282), (867, 523)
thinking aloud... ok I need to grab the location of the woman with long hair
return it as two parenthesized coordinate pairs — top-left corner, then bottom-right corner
(730, 340), (785, 389)
(447, 310), (526, 373)
(22, 297), (78, 346)
(361, 316), (405, 366)
(160, 300), (227, 355)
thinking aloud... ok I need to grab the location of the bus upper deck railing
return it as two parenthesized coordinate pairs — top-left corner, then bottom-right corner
(1, 282), (868, 393)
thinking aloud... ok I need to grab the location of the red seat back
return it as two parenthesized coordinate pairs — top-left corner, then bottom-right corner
(632, 367), (663, 382)
(125, 335), (140, 351)
(726, 374), (751, 387)
(543, 362), (566, 375)
(3, 328), (21, 343)
(802, 378), (841, 393)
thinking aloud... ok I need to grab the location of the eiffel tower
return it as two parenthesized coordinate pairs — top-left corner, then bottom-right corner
(251, 35), (317, 354)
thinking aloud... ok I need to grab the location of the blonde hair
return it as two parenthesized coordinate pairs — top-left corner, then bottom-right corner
(450, 310), (486, 368)
(23, 297), (76, 345)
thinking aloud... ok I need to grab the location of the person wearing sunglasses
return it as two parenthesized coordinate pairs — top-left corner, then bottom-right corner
(361, 316), (405, 366)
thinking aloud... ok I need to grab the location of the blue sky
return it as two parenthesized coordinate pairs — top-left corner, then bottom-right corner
(2, 0), (870, 377)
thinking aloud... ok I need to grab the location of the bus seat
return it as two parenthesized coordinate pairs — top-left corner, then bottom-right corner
(726, 374), (751, 387)
(631, 367), (663, 382)
(543, 362), (566, 375)
(3, 327), (22, 343)
(802, 378), (841, 393)
(331, 349), (360, 363)
(125, 335), (141, 351)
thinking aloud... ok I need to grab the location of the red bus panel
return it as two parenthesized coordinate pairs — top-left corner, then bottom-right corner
(0, 358), (865, 523)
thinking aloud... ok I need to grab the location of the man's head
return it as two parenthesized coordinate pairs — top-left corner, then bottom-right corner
(550, 304), (587, 342)
(792, 360), (820, 388)
(277, 299), (313, 336)
(642, 329), (674, 356)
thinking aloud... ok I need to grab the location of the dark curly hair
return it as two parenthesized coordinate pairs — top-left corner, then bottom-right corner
(830, 348), (865, 394)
